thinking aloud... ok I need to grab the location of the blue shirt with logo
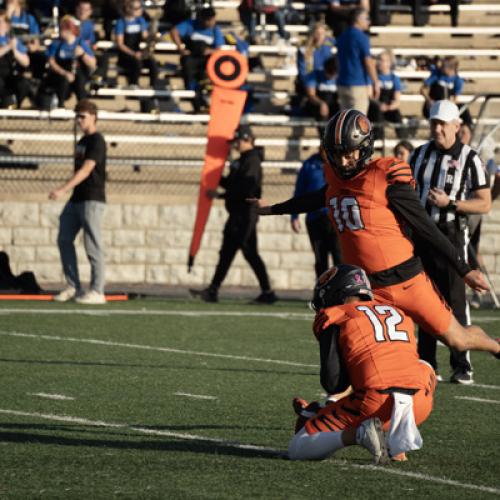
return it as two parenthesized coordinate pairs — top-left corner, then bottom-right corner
(0, 35), (27, 54)
(175, 19), (224, 48)
(292, 153), (328, 222)
(424, 71), (464, 96)
(10, 10), (40, 35)
(114, 16), (149, 36)
(336, 27), (371, 86)
(305, 69), (338, 94)
(79, 19), (96, 46)
(297, 38), (335, 83)
(47, 38), (94, 60)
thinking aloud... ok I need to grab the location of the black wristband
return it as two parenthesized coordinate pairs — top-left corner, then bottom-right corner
(447, 199), (457, 211)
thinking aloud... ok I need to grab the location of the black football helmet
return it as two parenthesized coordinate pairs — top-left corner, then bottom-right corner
(310, 264), (373, 311)
(322, 109), (374, 179)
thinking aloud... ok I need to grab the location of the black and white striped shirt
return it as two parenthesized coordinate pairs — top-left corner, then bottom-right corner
(409, 140), (488, 224)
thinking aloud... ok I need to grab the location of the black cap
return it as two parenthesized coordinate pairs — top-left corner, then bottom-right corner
(230, 124), (254, 142)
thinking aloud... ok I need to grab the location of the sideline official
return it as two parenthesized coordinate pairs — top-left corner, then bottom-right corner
(193, 125), (277, 304)
(409, 100), (491, 384)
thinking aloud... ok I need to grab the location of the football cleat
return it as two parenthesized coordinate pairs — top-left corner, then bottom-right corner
(189, 287), (218, 303)
(356, 418), (390, 465)
(292, 397), (322, 433)
(450, 368), (474, 385)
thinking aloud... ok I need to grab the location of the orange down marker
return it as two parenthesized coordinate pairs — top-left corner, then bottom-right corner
(187, 50), (249, 271)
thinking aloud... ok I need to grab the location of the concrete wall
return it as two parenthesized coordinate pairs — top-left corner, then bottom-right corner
(1, 199), (499, 291)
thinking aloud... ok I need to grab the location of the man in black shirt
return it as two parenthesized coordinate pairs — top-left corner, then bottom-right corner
(191, 125), (278, 304)
(49, 99), (107, 304)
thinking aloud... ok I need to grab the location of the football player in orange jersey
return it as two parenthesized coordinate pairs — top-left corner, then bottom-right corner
(288, 264), (436, 462)
(251, 109), (500, 361)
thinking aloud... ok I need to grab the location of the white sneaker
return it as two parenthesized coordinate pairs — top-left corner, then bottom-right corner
(53, 286), (77, 302)
(356, 418), (390, 465)
(75, 290), (106, 305)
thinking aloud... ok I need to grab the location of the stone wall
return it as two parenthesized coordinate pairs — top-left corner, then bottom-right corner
(1, 199), (499, 291)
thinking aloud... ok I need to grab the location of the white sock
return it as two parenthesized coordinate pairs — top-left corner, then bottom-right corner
(289, 428), (345, 461)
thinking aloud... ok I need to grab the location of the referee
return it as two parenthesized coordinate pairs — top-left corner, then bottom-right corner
(409, 100), (491, 384)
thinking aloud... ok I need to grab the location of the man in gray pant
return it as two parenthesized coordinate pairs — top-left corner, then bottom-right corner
(49, 99), (107, 304)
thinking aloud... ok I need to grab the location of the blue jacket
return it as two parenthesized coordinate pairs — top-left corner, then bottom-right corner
(291, 153), (328, 222)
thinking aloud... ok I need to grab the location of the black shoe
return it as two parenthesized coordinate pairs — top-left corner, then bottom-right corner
(253, 291), (278, 304)
(450, 368), (474, 385)
(189, 287), (218, 303)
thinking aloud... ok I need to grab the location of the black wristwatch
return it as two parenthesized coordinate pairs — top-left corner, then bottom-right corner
(447, 199), (457, 211)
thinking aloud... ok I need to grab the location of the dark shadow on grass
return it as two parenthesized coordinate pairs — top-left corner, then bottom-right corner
(0, 429), (286, 460)
(0, 357), (316, 377)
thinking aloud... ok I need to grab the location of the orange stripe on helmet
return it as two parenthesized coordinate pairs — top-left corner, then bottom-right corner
(335, 110), (349, 145)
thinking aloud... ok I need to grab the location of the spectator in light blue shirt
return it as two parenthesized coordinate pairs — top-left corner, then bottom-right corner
(336, 7), (379, 114)
(421, 55), (470, 124)
(40, 15), (96, 107)
(296, 22), (335, 86)
(0, 11), (30, 107)
(368, 49), (406, 139)
(6, 0), (47, 78)
(291, 151), (342, 277)
(171, 7), (224, 112)
(303, 56), (339, 123)
(114, 0), (159, 87)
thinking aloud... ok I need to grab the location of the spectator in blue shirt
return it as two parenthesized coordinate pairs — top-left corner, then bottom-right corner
(40, 15), (95, 108)
(421, 55), (470, 124)
(6, 0), (46, 78)
(0, 10), (30, 107)
(171, 7), (224, 112)
(336, 7), (379, 114)
(368, 49), (405, 138)
(291, 151), (342, 277)
(76, 0), (109, 82)
(303, 56), (339, 123)
(323, 0), (369, 38)
(115, 0), (159, 88)
(296, 22), (335, 86)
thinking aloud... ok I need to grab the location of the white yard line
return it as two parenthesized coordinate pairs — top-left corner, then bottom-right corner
(0, 308), (313, 320)
(173, 392), (218, 400)
(0, 408), (498, 496)
(454, 396), (500, 405)
(0, 307), (497, 324)
(28, 393), (75, 401)
(0, 331), (317, 368)
(469, 384), (500, 391)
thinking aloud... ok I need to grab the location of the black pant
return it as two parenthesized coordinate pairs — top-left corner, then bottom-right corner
(0, 73), (30, 108)
(210, 212), (271, 292)
(118, 52), (159, 87)
(416, 223), (471, 372)
(306, 213), (342, 278)
(41, 67), (89, 107)
(180, 54), (208, 111)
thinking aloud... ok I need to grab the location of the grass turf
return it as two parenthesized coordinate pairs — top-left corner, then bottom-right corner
(0, 298), (498, 499)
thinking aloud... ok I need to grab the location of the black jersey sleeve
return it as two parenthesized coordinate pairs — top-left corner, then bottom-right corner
(319, 324), (350, 395)
(387, 183), (471, 277)
(270, 185), (327, 215)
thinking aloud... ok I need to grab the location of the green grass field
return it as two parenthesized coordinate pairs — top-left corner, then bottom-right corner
(0, 298), (499, 499)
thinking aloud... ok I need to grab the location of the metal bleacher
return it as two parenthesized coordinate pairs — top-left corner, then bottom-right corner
(2, 1), (499, 201)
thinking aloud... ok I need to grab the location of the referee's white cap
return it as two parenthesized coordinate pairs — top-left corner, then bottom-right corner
(429, 100), (462, 123)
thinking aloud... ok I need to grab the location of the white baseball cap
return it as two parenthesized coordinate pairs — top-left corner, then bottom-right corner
(429, 100), (461, 123)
